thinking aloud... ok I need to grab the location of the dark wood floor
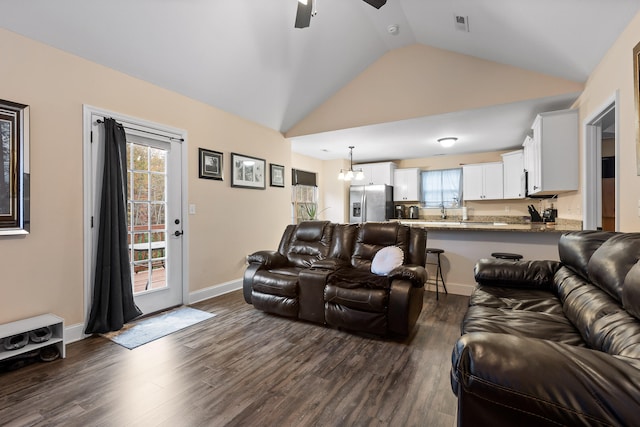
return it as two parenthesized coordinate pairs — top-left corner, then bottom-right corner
(0, 290), (469, 427)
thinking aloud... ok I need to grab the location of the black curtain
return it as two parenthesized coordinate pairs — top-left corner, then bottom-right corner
(85, 118), (142, 334)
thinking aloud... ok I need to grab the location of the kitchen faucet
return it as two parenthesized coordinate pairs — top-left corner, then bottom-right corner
(440, 205), (447, 219)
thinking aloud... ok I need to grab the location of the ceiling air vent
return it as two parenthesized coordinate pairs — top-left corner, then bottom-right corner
(454, 15), (469, 32)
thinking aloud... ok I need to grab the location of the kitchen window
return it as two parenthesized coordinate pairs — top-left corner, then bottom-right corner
(421, 168), (463, 208)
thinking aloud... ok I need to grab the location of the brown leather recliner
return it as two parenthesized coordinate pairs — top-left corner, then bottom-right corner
(324, 222), (427, 336)
(243, 220), (334, 318)
(244, 221), (427, 336)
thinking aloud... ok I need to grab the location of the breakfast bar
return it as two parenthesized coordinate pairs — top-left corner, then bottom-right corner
(395, 219), (582, 296)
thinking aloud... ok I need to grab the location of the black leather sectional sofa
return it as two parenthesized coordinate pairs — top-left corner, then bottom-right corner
(451, 230), (640, 426)
(243, 220), (427, 336)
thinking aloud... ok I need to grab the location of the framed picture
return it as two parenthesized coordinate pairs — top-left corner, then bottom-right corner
(199, 148), (223, 180)
(634, 41), (640, 175)
(231, 153), (266, 189)
(0, 99), (30, 235)
(270, 163), (285, 187)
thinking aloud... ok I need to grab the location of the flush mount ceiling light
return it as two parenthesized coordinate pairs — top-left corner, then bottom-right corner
(338, 146), (364, 181)
(437, 137), (458, 148)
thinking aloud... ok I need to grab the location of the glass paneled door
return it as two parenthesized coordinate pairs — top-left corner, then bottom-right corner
(90, 116), (183, 316)
(125, 133), (183, 313)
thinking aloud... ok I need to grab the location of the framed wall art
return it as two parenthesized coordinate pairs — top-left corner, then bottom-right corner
(231, 153), (265, 189)
(0, 99), (30, 235)
(199, 148), (223, 180)
(634, 41), (640, 175)
(270, 163), (285, 187)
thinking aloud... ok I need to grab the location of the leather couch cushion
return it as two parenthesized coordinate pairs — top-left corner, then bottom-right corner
(470, 285), (565, 316)
(351, 223), (409, 271)
(252, 268), (301, 297)
(325, 303), (387, 335)
(623, 261), (640, 319)
(251, 292), (298, 318)
(474, 259), (560, 290)
(556, 266), (623, 349)
(558, 230), (615, 280)
(587, 233), (640, 302)
(324, 284), (388, 312)
(286, 221), (333, 268)
(294, 220), (329, 242)
(461, 305), (585, 346)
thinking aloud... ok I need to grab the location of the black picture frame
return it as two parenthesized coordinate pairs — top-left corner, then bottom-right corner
(199, 148), (223, 180)
(231, 153), (266, 189)
(270, 163), (285, 187)
(0, 99), (30, 235)
(634, 41), (640, 175)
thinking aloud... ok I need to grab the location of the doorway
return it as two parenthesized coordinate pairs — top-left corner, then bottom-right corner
(583, 94), (618, 231)
(83, 106), (188, 323)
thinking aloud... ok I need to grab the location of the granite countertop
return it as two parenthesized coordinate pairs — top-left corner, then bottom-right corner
(393, 218), (582, 233)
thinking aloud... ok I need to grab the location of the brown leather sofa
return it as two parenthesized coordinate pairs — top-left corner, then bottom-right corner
(451, 231), (640, 426)
(243, 221), (427, 336)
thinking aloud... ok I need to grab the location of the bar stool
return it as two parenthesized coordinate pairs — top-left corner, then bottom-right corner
(491, 252), (523, 261)
(425, 248), (448, 300)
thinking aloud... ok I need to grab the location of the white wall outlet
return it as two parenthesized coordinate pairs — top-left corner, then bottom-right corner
(189, 204), (196, 215)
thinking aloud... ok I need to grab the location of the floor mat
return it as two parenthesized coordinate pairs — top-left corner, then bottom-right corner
(101, 306), (216, 349)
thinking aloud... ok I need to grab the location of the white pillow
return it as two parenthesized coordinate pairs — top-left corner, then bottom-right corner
(371, 246), (404, 276)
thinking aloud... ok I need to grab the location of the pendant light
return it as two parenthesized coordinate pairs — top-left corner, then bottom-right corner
(338, 146), (364, 181)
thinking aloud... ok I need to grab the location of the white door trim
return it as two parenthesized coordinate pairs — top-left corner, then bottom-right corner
(582, 91), (619, 231)
(82, 105), (189, 336)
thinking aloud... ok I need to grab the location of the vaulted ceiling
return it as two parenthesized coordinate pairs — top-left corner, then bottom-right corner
(1, 0), (638, 161)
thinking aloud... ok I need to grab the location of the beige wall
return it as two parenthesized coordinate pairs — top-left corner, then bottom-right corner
(0, 29), (292, 326)
(291, 154), (349, 222)
(572, 11), (640, 231)
(287, 44), (584, 137)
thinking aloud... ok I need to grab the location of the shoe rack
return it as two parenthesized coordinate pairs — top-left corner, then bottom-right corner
(0, 314), (65, 361)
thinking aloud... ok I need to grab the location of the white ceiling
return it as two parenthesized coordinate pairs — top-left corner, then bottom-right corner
(1, 0), (638, 161)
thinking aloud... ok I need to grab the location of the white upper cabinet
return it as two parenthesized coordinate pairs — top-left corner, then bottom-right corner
(524, 109), (578, 196)
(501, 150), (526, 199)
(393, 168), (421, 201)
(463, 162), (503, 200)
(355, 162), (397, 185)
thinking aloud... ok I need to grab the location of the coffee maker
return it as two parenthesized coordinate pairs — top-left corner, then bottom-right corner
(408, 206), (420, 219)
(395, 205), (406, 219)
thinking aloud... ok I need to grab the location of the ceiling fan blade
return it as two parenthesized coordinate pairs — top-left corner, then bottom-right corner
(295, 1), (313, 28)
(362, 0), (386, 8)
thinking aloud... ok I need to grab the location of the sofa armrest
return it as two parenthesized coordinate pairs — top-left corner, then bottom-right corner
(246, 250), (288, 269)
(389, 265), (427, 287)
(311, 258), (350, 271)
(451, 332), (640, 427)
(473, 259), (560, 290)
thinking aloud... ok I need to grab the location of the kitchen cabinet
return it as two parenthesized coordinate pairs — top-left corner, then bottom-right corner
(393, 168), (421, 201)
(463, 162), (503, 200)
(523, 109), (578, 196)
(501, 150), (525, 199)
(355, 162), (397, 185)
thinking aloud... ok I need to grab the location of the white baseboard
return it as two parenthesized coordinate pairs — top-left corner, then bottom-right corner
(64, 323), (87, 345)
(64, 279), (243, 344)
(189, 278), (243, 304)
(425, 281), (474, 296)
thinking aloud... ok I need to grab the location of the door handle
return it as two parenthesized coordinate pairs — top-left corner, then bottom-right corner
(174, 230), (184, 237)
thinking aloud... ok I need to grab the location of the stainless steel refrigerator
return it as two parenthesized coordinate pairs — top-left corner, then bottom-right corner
(349, 185), (394, 223)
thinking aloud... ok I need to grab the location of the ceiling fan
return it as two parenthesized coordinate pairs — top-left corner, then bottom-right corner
(295, 0), (387, 28)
